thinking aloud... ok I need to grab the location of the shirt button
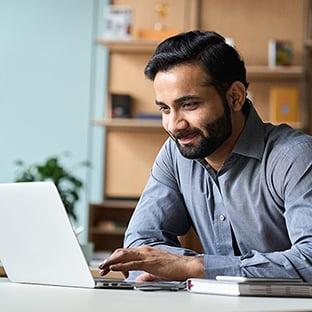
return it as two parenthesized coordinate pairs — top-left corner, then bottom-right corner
(219, 214), (226, 221)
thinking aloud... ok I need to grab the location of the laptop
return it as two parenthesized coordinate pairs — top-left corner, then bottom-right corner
(0, 181), (185, 290)
(0, 181), (134, 288)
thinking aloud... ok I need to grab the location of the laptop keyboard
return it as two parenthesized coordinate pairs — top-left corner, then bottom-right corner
(94, 278), (186, 291)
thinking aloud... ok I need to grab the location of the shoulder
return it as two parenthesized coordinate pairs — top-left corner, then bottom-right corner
(154, 138), (198, 179)
(264, 123), (312, 168)
(157, 137), (189, 165)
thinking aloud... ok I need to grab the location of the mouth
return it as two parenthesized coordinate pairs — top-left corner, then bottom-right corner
(177, 133), (199, 145)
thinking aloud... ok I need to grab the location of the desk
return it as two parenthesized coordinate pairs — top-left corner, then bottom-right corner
(1, 279), (312, 312)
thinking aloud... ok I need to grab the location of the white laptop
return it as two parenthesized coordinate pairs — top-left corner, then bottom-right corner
(0, 181), (134, 289)
(0, 181), (185, 290)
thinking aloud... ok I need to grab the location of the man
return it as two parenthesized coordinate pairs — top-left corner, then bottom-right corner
(99, 31), (312, 282)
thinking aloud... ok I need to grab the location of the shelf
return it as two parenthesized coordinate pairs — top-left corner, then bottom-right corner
(96, 38), (303, 79)
(96, 38), (159, 53)
(93, 118), (163, 131)
(246, 65), (303, 79)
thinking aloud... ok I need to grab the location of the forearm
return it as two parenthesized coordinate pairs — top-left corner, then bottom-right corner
(201, 244), (312, 281)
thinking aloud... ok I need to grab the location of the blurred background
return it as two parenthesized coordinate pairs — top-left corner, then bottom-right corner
(0, 0), (310, 256)
(0, 0), (108, 243)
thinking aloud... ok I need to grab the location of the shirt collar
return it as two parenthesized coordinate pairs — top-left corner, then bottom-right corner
(232, 105), (265, 160)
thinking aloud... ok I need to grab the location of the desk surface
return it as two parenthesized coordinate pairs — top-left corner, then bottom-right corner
(1, 279), (312, 312)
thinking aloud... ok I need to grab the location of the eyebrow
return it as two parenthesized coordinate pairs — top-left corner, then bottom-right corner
(155, 95), (202, 106)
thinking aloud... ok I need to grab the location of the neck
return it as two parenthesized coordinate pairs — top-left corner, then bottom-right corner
(205, 113), (246, 171)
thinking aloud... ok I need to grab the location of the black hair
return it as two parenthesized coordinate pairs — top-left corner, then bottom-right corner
(144, 30), (251, 115)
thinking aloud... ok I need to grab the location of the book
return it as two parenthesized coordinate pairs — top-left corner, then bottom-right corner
(268, 39), (293, 67)
(269, 87), (300, 123)
(187, 277), (312, 297)
(102, 5), (132, 40)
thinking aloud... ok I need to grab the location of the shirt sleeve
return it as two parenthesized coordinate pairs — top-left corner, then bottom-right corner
(124, 139), (196, 254)
(234, 140), (312, 282)
(124, 140), (199, 280)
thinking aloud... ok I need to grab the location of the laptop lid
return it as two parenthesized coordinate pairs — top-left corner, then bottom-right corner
(0, 181), (95, 288)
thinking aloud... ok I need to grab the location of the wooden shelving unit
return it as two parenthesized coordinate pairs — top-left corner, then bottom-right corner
(89, 200), (137, 251)
(89, 0), (308, 252)
(247, 65), (303, 79)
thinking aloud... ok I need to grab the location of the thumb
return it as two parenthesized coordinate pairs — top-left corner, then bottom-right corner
(135, 272), (159, 283)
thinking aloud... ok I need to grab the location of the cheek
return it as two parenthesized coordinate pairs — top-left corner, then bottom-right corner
(161, 115), (169, 131)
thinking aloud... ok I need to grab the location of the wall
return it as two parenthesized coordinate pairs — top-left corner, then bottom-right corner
(0, 0), (108, 242)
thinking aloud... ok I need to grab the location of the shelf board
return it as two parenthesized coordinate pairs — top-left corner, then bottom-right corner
(96, 38), (159, 53)
(246, 65), (303, 79)
(97, 38), (303, 79)
(90, 199), (138, 210)
(93, 118), (163, 131)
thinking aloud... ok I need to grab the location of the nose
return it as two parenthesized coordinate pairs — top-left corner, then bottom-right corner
(165, 111), (188, 135)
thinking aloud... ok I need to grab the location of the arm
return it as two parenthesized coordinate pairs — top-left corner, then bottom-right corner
(236, 140), (312, 281)
(100, 139), (204, 281)
(124, 139), (197, 256)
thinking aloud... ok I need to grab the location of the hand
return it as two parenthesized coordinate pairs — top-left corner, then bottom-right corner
(98, 245), (204, 282)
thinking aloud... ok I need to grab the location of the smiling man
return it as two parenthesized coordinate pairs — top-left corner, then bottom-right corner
(99, 31), (312, 282)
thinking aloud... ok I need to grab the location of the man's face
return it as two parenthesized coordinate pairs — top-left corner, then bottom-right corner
(153, 64), (232, 159)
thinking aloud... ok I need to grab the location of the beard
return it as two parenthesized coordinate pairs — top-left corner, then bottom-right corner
(168, 103), (232, 159)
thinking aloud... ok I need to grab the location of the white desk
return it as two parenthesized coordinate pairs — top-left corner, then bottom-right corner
(1, 278), (312, 312)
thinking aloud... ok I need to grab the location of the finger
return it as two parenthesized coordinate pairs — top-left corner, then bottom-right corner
(99, 259), (107, 269)
(135, 272), (159, 283)
(109, 260), (145, 272)
(99, 267), (110, 276)
(101, 248), (142, 269)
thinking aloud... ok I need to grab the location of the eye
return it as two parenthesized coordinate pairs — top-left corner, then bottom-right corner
(182, 102), (199, 110)
(158, 105), (170, 114)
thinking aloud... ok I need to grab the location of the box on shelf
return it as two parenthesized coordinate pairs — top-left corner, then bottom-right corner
(111, 93), (132, 118)
(269, 87), (300, 123)
(268, 39), (293, 67)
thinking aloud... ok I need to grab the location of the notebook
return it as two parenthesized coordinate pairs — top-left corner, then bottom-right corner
(187, 277), (312, 297)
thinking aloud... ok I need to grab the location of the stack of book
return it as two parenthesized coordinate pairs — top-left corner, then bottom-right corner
(187, 276), (312, 297)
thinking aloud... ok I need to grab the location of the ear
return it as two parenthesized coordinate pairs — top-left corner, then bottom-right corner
(226, 81), (246, 112)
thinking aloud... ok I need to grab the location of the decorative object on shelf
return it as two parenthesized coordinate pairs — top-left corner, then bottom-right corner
(111, 93), (132, 118)
(14, 155), (90, 221)
(268, 39), (293, 67)
(269, 86), (300, 124)
(137, 2), (178, 40)
(103, 5), (132, 40)
(135, 112), (162, 120)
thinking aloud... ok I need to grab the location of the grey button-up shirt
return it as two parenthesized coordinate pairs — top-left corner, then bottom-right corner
(124, 106), (312, 282)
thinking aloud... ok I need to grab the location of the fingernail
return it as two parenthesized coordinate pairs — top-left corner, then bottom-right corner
(99, 259), (107, 269)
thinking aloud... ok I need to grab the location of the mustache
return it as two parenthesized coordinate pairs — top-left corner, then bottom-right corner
(168, 128), (204, 140)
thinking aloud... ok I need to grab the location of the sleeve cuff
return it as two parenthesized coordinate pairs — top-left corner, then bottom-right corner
(202, 254), (242, 278)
